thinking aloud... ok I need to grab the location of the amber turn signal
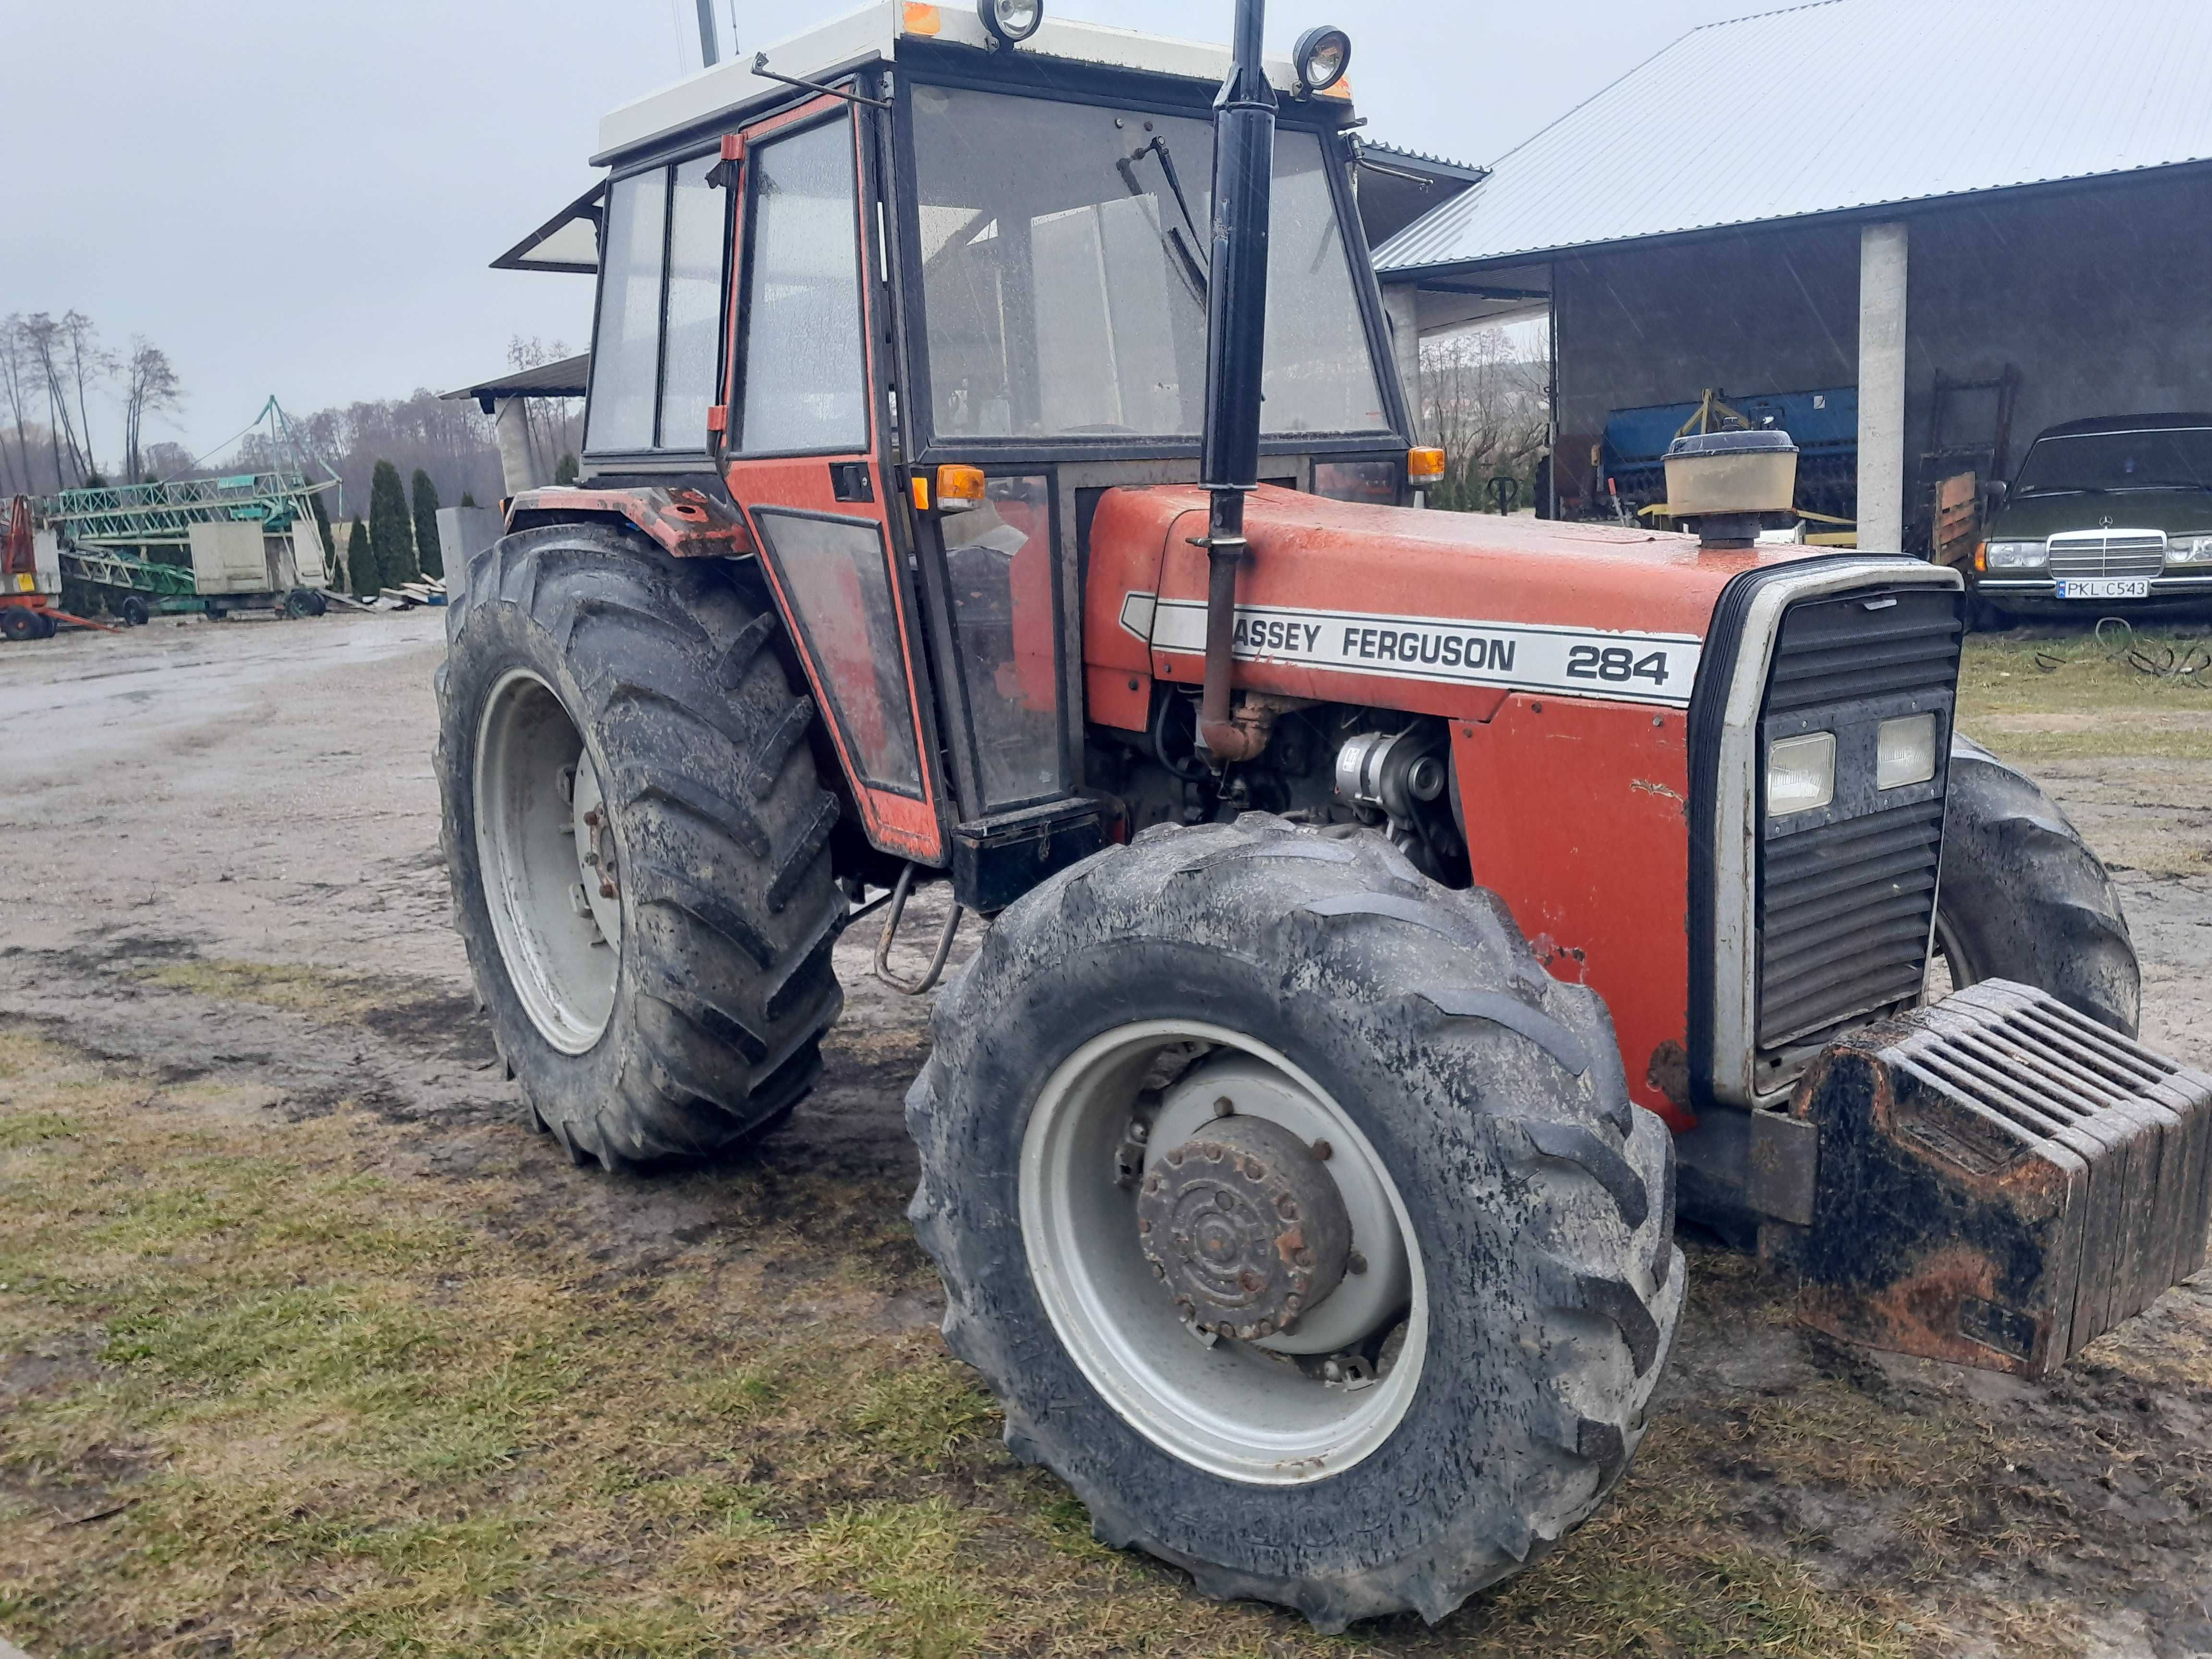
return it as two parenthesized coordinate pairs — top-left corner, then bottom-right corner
(936, 463), (987, 510)
(1407, 447), (1446, 486)
(1973, 541), (1988, 573)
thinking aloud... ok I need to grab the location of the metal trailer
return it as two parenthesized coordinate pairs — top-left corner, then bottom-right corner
(51, 397), (341, 623)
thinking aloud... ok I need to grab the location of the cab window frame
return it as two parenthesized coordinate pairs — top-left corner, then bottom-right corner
(582, 145), (731, 464)
(886, 52), (1414, 472)
(726, 106), (877, 461)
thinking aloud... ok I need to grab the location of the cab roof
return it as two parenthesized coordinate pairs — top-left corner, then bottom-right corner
(593, 0), (1338, 165)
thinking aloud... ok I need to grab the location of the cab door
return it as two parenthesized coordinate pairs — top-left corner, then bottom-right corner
(719, 94), (947, 866)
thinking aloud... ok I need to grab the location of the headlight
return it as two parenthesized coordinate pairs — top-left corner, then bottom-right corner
(1876, 713), (1937, 790)
(1293, 25), (1352, 94)
(1767, 731), (1835, 817)
(977, 0), (1041, 45)
(1984, 540), (2047, 570)
(2166, 534), (2212, 566)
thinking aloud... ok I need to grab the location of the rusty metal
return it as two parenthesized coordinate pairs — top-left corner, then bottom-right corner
(506, 484), (755, 560)
(1761, 979), (2212, 1376)
(1137, 1115), (1351, 1340)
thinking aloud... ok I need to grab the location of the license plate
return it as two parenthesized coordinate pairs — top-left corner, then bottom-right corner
(2057, 577), (2150, 600)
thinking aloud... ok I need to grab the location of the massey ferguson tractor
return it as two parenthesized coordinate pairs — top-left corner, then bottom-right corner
(439, 0), (2212, 1629)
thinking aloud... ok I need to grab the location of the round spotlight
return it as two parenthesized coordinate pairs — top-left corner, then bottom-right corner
(978, 0), (1042, 45)
(1293, 24), (1351, 95)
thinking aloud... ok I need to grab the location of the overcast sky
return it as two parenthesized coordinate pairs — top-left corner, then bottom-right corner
(1, 0), (1779, 462)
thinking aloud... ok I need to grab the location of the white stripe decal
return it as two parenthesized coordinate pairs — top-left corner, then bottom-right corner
(1143, 595), (1703, 708)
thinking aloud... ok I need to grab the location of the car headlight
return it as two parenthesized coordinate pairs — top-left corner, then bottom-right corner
(1984, 539), (2048, 570)
(1767, 731), (1836, 817)
(1876, 713), (1937, 790)
(2166, 534), (2212, 566)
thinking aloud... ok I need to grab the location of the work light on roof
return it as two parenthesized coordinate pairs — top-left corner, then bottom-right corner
(1293, 25), (1351, 94)
(978, 0), (1042, 45)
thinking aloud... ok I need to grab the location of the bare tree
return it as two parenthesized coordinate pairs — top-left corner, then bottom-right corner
(0, 316), (38, 494)
(19, 314), (87, 489)
(121, 340), (185, 482)
(60, 312), (114, 481)
(1418, 326), (1551, 514)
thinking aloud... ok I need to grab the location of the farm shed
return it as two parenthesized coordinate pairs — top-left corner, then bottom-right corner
(1372, 0), (2212, 551)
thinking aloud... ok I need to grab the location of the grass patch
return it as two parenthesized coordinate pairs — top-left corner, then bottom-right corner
(0, 1033), (2074, 1657)
(1958, 628), (2212, 764)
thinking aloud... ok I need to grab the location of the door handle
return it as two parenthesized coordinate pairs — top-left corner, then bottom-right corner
(829, 461), (874, 503)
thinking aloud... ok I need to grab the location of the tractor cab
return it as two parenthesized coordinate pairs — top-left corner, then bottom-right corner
(541, 0), (1411, 906)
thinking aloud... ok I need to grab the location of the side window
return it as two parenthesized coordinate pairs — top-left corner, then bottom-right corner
(584, 169), (668, 453)
(738, 118), (868, 454)
(584, 154), (725, 456)
(659, 156), (725, 445)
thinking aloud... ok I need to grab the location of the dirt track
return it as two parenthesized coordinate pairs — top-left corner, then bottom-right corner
(3, 608), (2212, 1657)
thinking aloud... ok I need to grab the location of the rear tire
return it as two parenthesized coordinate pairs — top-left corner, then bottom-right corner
(1936, 734), (2140, 1034)
(0, 608), (35, 642)
(119, 596), (150, 627)
(908, 816), (1682, 1629)
(438, 523), (846, 1166)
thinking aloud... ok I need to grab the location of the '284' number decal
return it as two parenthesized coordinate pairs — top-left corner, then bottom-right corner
(1565, 644), (1671, 686)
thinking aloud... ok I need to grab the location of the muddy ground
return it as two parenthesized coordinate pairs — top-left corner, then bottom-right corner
(2, 608), (2210, 1657)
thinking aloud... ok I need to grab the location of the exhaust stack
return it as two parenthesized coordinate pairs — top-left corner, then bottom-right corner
(1195, 0), (1276, 764)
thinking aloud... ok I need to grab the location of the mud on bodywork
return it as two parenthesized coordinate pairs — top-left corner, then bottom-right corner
(1761, 980), (2212, 1376)
(506, 485), (755, 560)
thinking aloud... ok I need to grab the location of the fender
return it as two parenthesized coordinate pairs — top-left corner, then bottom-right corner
(506, 485), (755, 560)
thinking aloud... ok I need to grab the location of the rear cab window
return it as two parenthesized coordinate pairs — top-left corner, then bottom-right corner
(585, 153), (728, 458)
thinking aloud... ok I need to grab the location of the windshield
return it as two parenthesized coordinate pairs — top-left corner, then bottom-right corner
(2013, 427), (2212, 495)
(906, 83), (1390, 444)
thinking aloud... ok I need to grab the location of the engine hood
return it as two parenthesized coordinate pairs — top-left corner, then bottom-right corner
(1084, 484), (1879, 723)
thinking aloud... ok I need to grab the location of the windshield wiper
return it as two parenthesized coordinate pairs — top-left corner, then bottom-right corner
(1118, 135), (1209, 297)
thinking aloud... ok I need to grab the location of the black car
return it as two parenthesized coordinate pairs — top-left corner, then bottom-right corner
(1973, 413), (2212, 614)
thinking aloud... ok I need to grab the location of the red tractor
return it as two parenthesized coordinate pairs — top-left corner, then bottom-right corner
(440, 0), (2210, 1628)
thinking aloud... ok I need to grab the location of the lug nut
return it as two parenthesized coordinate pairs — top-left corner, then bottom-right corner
(1212, 1096), (1235, 1118)
(1347, 1251), (1368, 1275)
(1311, 1138), (1333, 1161)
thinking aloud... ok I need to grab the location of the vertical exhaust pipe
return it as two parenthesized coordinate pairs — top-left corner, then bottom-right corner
(695, 0), (722, 65)
(1195, 0), (1275, 764)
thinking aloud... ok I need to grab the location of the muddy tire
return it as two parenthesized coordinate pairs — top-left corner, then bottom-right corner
(437, 522), (845, 1167)
(907, 815), (1683, 1630)
(0, 608), (36, 642)
(119, 595), (150, 627)
(1937, 734), (2140, 1035)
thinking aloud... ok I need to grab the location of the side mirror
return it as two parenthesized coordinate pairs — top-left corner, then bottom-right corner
(1985, 479), (2009, 511)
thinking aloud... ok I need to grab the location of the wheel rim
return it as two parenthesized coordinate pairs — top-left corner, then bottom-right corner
(1020, 1019), (1428, 1485)
(474, 668), (621, 1053)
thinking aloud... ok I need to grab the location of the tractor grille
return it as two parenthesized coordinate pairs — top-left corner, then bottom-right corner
(2046, 531), (2165, 579)
(1755, 587), (1963, 1051)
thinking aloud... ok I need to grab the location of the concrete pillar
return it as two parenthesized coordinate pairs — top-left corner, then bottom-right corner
(1856, 222), (1909, 554)
(493, 397), (540, 495)
(1380, 283), (1425, 444)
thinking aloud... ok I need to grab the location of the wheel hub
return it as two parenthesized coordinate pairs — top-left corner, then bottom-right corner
(1138, 1115), (1350, 1341)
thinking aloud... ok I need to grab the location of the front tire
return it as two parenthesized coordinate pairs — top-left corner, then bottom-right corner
(1936, 735), (2140, 1034)
(438, 523), (846, 1166)
(907, 816), (1682, 1629)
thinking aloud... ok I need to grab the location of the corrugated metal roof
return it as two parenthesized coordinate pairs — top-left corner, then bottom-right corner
(1375, 0), (2212, 275)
